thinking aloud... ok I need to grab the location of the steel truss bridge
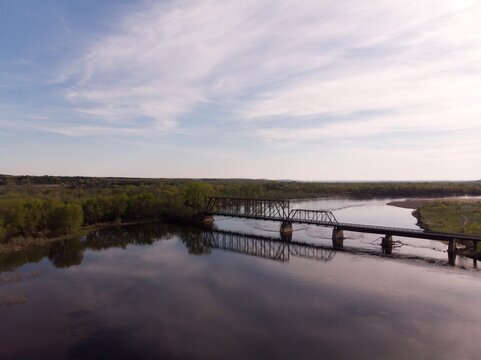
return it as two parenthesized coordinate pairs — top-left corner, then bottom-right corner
(203, 197), (337, 224)
(202, 230), (336, 263)
(204, 196), (481, 265)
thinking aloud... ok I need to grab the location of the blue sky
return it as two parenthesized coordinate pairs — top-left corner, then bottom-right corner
(1, 0), (481, 180)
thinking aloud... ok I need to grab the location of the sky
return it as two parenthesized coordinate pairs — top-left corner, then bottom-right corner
(1, 0), (481, 180)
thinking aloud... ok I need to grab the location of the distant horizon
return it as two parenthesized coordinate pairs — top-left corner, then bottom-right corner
(1, 1), (481, 179)
(1, 173), (480, 183)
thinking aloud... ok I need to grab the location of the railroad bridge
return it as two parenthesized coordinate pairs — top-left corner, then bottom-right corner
(203, 196), (481, 265)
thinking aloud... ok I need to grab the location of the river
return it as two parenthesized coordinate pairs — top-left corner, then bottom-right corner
(1, 197), (480, 359)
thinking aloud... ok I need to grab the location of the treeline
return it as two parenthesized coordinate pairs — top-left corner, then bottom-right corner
(3, 175), (481, 198)
(0, 182), (212, 243)
(2, 175), (481, 244)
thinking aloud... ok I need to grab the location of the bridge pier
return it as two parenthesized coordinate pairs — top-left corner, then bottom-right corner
(448, 239), (457, 266)
(203, 215), (214, 230)
(381, 235), (393, 255)
(280, 222), (293, 241)
(332, 227), (344, 249)
(203, 215), (214, 224)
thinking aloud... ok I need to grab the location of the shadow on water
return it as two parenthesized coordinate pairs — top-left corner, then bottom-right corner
(0, 223), (475, 274)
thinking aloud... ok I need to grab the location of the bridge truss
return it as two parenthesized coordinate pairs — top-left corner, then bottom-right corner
(204, 197), (290, 220)
(204, 197), (337, 225)
(289, 209), (338, 224)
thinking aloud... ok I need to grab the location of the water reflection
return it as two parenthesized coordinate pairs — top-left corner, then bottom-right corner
(48, 238), (84, 268)
(1, 221), (478, 276)
(2, 225), (338, 273)
(2, 224), (465, 275)
(201, 230), (336, 262)
(2, 222), (481, 359)
(0, 224), (189, 272)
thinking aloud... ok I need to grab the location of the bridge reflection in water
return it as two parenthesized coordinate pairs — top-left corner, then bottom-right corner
(202, 230), (336, 263)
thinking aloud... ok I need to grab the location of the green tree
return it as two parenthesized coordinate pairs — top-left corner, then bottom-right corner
(0, 218), (6, 242)
(184, 182), (213, 208)
(0, 200), (26, 236)
(23, 198), (46, 235)
(47, 203), (84, 235)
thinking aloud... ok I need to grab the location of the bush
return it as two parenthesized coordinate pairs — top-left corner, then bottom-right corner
(0, 219), (6, 242)
(47, 203), (84, 235)
(23, 198), (48, 235)
(0, 200), (26, 236)
(184, 182), (213, 208)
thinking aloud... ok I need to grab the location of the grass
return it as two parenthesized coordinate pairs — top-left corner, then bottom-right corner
(415, 201), (481, 252)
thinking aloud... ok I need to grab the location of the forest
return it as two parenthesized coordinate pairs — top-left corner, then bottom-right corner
(1, 175), (481, 246)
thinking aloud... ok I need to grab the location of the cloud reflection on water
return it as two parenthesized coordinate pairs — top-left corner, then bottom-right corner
(1, 221), (481, 359)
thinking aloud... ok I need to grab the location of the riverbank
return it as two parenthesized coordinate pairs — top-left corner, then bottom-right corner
(388, 197), (481, 209)
(413, 201), (481, 236)
(390, 198), (481, 256)
(389, 198), (481, 235)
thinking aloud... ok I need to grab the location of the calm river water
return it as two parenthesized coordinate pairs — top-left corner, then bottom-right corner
(1, 198), (481, 359)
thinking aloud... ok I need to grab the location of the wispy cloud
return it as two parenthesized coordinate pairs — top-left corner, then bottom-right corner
(55, 0), (481, 142)
(2, 0), (481, 179)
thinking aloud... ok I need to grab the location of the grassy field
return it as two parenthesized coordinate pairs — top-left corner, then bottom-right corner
(415, 201), (481, 237)
(415, 201), (481, 254)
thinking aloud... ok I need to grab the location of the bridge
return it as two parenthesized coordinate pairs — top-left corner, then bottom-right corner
(202, 230), (336, 263)
(203, 196), (481, 265)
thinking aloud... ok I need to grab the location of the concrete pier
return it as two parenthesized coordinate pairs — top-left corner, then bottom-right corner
(203, 215), (214, 230)
(203, 215), (214, 225)
(381, 235), (393, 255)
(280, 222), (293, 241)
(332, 227), (344, 249)
(448, 239), (457, 266)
